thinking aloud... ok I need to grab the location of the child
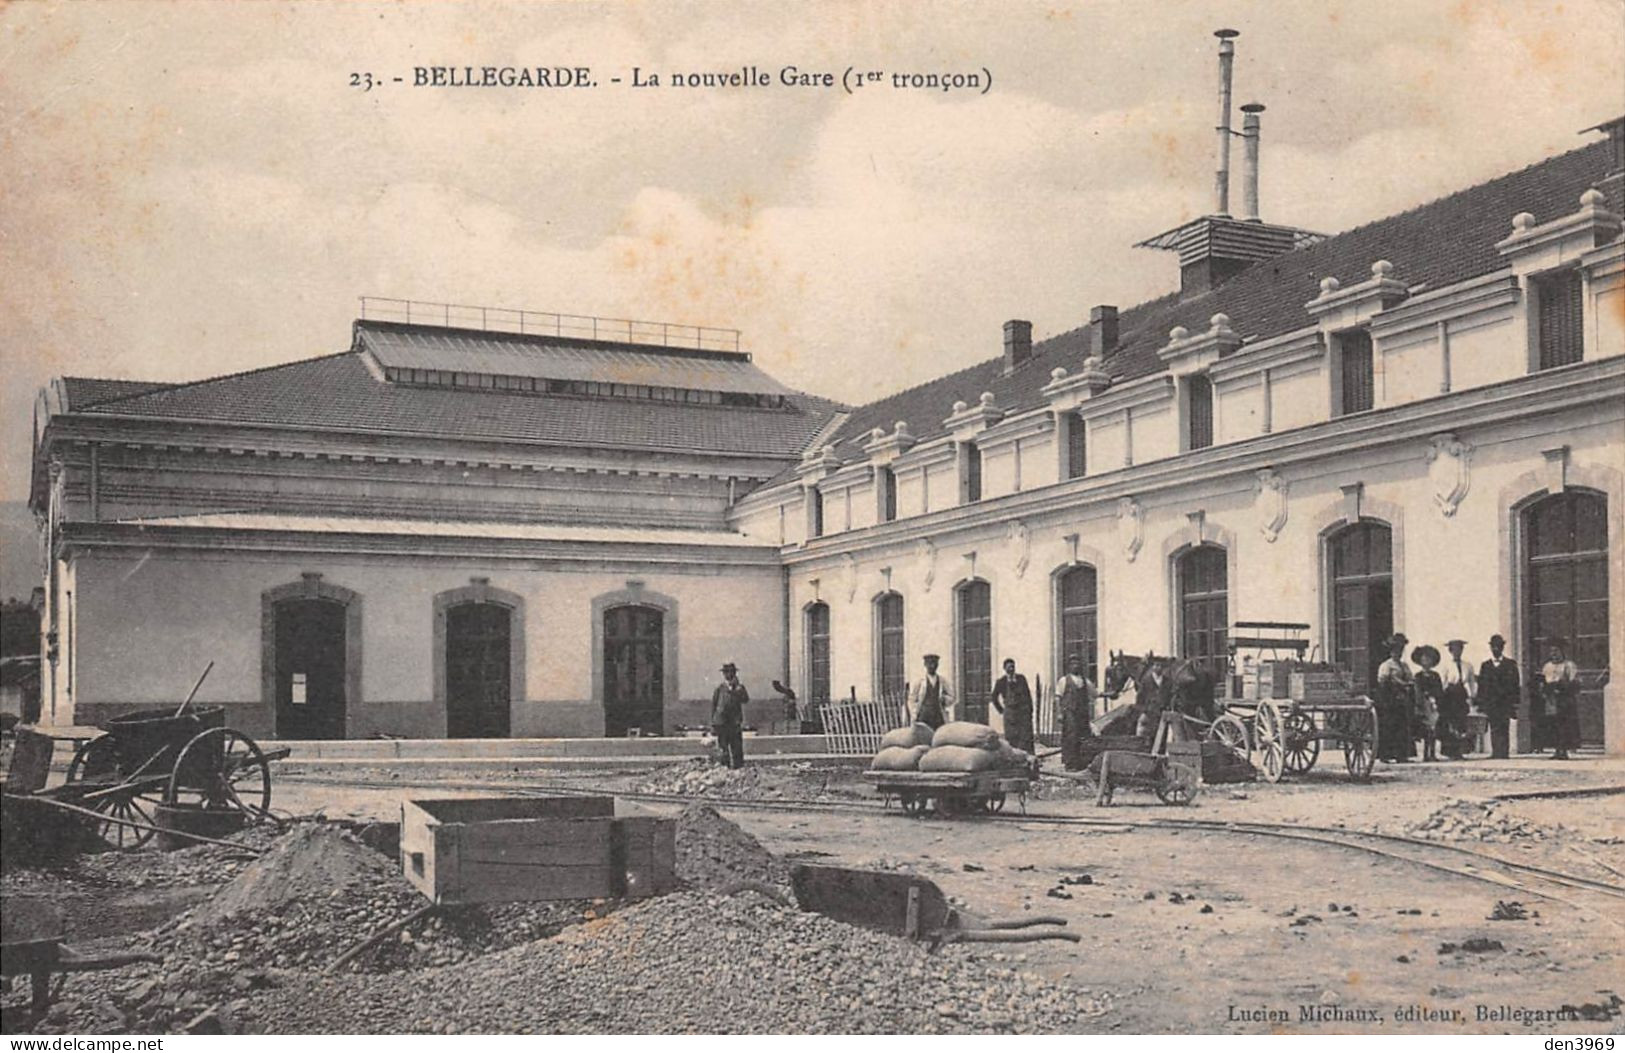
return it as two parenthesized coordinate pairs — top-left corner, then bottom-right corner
(1412, 645), (1443, 762)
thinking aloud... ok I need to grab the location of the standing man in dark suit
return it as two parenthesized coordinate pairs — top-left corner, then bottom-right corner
(711, 662), (749, 769)
(991, 658), (1035, 753)
(1477, 633), (1519, 760)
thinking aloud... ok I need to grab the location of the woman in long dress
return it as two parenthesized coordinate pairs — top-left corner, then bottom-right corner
(1538, 637), (1583, 761)
(1374, 633), (1415, 763)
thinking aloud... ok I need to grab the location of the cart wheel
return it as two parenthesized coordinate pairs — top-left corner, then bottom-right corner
(66, 734), (158, 850)
(1254, 701), (1285, 784)
(1344, 703), (1378, 782)
(166, 727), (272, 823)
(1156, 762), (1200, 806)
(900, 792), (928, 817)
(1206, 713), (1252, 763)
(1283, 712), (1320, 774)
(981, 793), (1007, 814)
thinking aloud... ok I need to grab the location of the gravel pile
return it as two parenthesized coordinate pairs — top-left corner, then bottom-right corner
(232, 888), (1113, 1034)
(674, 804), (790, 891)
(1408, 799), (1567, 843)
(636, 759), (852, 801)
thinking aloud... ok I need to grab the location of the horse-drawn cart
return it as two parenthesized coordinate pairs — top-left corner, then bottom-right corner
(59, 705), (287, 848)
(1218, 622), (1378, 783)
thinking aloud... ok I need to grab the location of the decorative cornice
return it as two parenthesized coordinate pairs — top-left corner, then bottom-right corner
(1157, 313), (1243, 366)
(1040, 356), (1113, 405)
(1075, 373), (1176, 422)
(795, 443), (844, 479)
(1304, 260), (1410, 323)
(943, 391), (1005, 438)
(1208, 327), (1325, 383)
(860, 420), (917, 461)
(976, 407), (1054, 451)
(1495, 188), (1623, 263)
(1367, 271), (1519, 341)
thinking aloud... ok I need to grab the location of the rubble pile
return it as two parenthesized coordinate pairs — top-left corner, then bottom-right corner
(673, 804), (790, 891)
(1407, 799), (1567, 844)
(635, 759), (851, 801)
(234, 889), (1114, 1034)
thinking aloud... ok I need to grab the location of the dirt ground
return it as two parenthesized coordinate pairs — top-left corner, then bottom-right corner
(5, 751), (1622, 1035)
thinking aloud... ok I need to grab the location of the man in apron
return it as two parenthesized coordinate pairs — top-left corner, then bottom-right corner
(907, 653), (954, 729)
(1056, 654), (1097, 770)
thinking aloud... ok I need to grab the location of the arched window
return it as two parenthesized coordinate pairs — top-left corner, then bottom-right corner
(603, 604), (664, 737)
(1176, 545), (1228, 674)
(806, 602), (831, 708)
(1327, 521), (1393, 692)
(957, 581), (993, 722)
(1057, 565), (1099, 684)
(875, 593), (906, 706)
(1524, 489), (1609, 745)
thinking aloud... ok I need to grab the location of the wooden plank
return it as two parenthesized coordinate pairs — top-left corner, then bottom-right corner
(413, 796), (613, 824)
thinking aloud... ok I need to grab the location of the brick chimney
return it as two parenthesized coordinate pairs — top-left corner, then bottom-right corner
(1003, 319), (1033, 373)
(1086, 305), (1119, 357)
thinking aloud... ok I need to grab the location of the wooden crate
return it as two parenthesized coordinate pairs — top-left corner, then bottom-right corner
(401, 796), (676, 906)
(1290, 670), (1352, 702)
(1257, 662), (1295, 700)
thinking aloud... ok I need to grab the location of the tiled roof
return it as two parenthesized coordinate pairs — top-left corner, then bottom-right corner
(60, 377), (173, 410)
(815, 139), (1618, 465)
(68, 349), (844, 458)
(357, 321), (795, 396)
(110, 512), (777, 548)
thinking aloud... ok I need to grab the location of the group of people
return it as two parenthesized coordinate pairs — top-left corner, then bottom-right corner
(1373, 632), (1584, 762)
(905, 651), (1096, 763)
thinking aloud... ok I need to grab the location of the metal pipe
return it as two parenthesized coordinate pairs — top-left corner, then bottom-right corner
(1241, 102), (1264, 221)
(1214, 28), (1239, 216)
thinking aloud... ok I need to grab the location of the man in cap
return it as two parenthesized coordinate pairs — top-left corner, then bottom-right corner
(1374, 632), (1416, 762)
(1538, 638), (1583, 761)
(711, 663), (750, 769)
(992, 657), (1035, 753)
(1477, 634), (1519, 760)
(1055, 654), (1097, 770)
(1439, 639), (1477, 759)
(907, 653), (954, 729)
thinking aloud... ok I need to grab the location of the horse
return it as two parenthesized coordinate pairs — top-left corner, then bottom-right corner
(1100, 649), (1223, 736)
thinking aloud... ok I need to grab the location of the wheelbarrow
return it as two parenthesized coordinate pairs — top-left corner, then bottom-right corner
(1, 896), (161, 1015)
(790, 864), (1081, 951)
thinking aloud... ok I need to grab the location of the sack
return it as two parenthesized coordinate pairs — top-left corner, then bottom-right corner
(870, 745), (930, 772)
(996, 742), (1031, 768)
(879, 723), (935, 750)
(931, 721), (1001, 750)
(918, 744), (1002, 773)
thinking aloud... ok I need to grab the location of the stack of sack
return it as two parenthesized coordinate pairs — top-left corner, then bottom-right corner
(869, 720), (1031, 772)
(870, 723), (934, 771)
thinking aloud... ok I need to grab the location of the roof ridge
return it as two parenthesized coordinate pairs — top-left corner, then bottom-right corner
(61, 377), (174, 408)
(79, 349), (358, 410)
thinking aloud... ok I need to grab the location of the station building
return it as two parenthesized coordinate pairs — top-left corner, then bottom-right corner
(30, 114), (1625, 753)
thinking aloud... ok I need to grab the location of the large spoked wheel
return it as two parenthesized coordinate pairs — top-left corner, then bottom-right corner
(1283, 711), (1321, 774)
(1254, 701), (1285, 784)
(1156, 762), (1200, 806)
(65, 734), (158, 850)
(165, 727), (272, 824)
(1206, 713), (1252, 764)
(1343, 703), (1378, 782)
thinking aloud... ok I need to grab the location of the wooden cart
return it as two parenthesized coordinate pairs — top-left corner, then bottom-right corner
(862, 768), (1034, 817)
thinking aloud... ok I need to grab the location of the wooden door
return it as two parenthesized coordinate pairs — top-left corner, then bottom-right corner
(958, 581), (992, 723)
(806, 603), (831, 707)
(603, 605), (664, 736)
(1058, 564), (1099, 684)
(445, 602), (512, 738)
(1526, 491), (1609, 746)
(1178, 546), (1228, 675)
(274, 598), (346, 739)
(877, 593), (906, 706)
(1329, 522), (1394, 692)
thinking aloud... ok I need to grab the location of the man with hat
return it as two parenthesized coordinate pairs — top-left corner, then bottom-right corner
(1477, 634), (1519, 760)
(1374, 633), (1416, 762)
(1537, 638), (1583, 760)
(906, 653), (955, 730)
(991, 657), (1035, 754)
(1439, 638), (1477, 759)
(711, 663), (750, 769)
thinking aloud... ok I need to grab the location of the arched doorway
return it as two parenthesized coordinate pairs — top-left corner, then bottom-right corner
(957, 580), (993, 723)
(1327, 521), (1394, 693)
(270, 596), (349, 739)
(1057, 564), (1099, 684)
(805, 602), (832, 710)
(1176, 545), (1228, 675)
(603, 605), (664, 736)
(875, 593), (906, 707)
(1524, 489), (1609, 746)
(444, 602), (512, 738)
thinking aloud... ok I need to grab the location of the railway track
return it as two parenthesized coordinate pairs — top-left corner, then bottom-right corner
(279, 770), (1625, 919)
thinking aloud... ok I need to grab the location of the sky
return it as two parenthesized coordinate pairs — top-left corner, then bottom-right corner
(1, 0), (1622, 529)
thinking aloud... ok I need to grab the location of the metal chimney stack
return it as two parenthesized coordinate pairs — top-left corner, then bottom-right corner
(1240, 102), (1264, 221)
(1213, 28), (1239, 217)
